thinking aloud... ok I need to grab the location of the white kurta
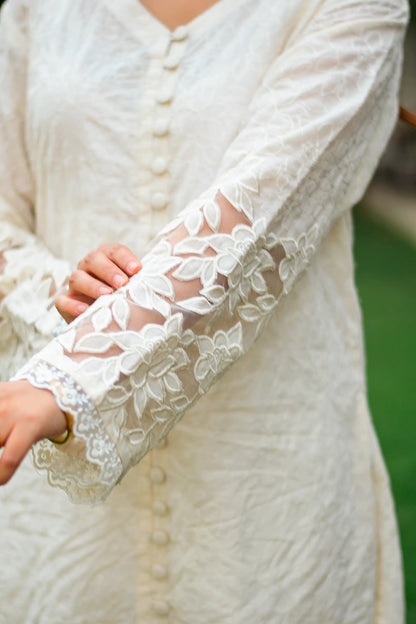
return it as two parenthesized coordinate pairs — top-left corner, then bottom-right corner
(0, 0), (408, 622)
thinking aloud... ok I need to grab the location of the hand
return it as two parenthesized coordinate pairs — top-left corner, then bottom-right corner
(56, 243), (142, 324)
(0, 381), (67, 485)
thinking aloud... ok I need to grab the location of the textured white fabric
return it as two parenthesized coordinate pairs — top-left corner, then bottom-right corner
(0, 0), (408, 622)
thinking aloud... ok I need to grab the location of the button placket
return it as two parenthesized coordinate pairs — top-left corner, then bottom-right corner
(149, 446), (171, 617)
(135, 29), (189, 620)
(149, 27), (189, 239)
(134, 454), (155, 620)
(146, 26), (189, 612)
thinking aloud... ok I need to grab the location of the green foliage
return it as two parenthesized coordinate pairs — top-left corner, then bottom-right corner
(409, 0), (416, 27)
(354, 208), (416, 623)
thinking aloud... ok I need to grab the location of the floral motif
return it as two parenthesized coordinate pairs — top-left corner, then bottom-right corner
(128, 321), (190, 417)
(194, 323), (243, 392)
(279, 224), (320, 294)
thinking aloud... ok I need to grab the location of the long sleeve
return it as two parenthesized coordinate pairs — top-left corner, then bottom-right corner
(15, 0), (408, 503)
(0, 0), (70, 375)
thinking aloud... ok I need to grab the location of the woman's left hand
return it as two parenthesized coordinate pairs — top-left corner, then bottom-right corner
(0, 381), (67, 485)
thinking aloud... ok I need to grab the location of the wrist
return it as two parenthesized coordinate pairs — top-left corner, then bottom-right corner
(49, 411), (73, 444)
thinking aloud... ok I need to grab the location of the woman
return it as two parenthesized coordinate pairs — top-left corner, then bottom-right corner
(0, 0), (409, 622)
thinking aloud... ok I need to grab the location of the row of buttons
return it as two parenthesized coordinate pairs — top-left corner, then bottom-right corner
(147, 25), (189, 617)
(149, 25), (189, 226)
(150, 459), (170, 616)
(150, 449), (170, 616)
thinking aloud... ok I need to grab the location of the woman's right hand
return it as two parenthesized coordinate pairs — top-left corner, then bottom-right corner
(55, 243), (142, 323)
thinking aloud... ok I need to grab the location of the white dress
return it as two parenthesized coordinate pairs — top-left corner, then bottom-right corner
(0, 0), (409, 622)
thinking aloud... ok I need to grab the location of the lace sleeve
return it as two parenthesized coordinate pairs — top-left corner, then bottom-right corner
(0, 0), (70, 371)
(14, 0), (408, 503)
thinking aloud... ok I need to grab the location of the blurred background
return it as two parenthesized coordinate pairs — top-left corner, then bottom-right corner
(0, 0), (414, 620)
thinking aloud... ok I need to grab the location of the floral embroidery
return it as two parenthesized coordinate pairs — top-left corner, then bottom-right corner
(12, 198), (326, 501)
(194, 323), (243, 392)
(279, 224), (320, 294)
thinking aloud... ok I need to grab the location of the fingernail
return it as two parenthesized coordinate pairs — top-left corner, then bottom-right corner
(127, 261), (141, 274)
(113, 274), (127, 288)
(76, 303), (88, 314)
(98, 286), (113, 296)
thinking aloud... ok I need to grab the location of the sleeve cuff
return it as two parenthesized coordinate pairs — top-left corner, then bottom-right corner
(12, 360), (123, 504)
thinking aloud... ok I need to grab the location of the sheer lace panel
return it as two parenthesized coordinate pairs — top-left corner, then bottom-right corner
(20, 191), (285, 501)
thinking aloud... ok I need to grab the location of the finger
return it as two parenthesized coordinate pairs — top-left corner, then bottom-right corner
(78, 251), (129, 289)
(0, 420), (39, 485)
(69, 269), (114, 300)
(55, 292), (94, 324)
(79, 246), (141, 289)
(100, 243), (142, 277)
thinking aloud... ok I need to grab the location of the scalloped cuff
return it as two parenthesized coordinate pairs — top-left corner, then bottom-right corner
(12, 360), (123, 504)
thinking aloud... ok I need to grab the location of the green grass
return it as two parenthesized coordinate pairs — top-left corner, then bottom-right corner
(353, 208), (416, 622)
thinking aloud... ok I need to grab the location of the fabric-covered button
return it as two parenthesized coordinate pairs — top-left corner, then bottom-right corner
(163, 56), (179, 70)
(153, 600), (170, 616)
(152, 530), (170, 546)
(156, 88), (175, 104)
(171, 25), (189, 41)
(151, 192), (168, 211)
(153, 118), (170, 137)
(163, 45), (184, 70)
(151, 564), (168, 580)
(152, 500), (168, 516)
(150, 466), (166, 484)
(150, 193), (168, 210)
(151, 157), (168, 175)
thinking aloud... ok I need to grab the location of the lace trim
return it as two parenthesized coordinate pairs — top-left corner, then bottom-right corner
(12, 360), (123, 503)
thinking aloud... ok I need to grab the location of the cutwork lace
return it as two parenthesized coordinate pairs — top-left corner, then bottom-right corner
(16, 191), (292, 501)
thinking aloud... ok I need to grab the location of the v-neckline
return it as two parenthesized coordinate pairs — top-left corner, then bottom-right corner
(103, 0), (238, 43)
(136, 0), (224, 34)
